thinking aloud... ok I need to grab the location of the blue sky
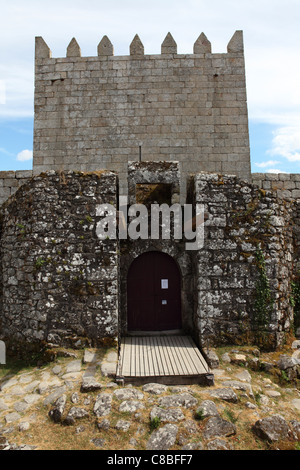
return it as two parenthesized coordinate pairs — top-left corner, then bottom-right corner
(0, 0), (300, 174)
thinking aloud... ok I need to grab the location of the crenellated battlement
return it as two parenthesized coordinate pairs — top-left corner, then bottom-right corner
(33, 30), (250, 200)
(35, 31), (244, 60)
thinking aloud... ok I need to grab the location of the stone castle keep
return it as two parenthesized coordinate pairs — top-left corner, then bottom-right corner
(0, 31), (299, 359)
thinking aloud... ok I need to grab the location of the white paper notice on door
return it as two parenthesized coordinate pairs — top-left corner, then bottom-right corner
(161, 279), (168, 289)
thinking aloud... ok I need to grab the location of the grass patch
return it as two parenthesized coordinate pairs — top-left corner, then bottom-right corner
(149, 416), (161, 431)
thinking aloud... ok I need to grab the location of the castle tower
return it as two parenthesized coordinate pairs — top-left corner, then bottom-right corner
(33, 31), (251, 199)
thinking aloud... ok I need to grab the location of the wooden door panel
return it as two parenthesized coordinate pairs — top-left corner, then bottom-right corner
(127, 251), (181, 331)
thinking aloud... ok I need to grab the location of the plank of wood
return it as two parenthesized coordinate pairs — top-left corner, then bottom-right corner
(157, 336), (173, 376)
(187, 336), (210, 372)
(151, 336), (161, 376)
(121, 336), (132, 377)
(145, 336), (155, 377)
(181, 336), (209, 373)
(118, 335), (210, 380)
(176, 336), (198, 375)
(159, 336), (177, 376)
(165, 336), (186, 376)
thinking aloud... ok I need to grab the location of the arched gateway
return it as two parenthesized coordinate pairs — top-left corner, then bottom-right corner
(127, 251), (182, 331)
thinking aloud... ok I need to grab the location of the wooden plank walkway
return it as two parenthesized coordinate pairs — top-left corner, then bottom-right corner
(116, 336), (214, 386)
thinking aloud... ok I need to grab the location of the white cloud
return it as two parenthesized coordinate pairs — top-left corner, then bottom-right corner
(0, 0), (299, 125)
(267, 127), (300, 162)
(266, 169), (288, 174)
(17, 149), (33, 161)
(0, 80), (5, 104)
(0, 147), (14, 157)
(254, 160), (280, 168)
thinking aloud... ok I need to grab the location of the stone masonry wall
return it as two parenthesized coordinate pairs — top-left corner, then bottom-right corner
(0, 170), (33, 207)
(192, 173), (295, 350)
(252, 173), (300, 200)
(0, 171), (119, 352)
(33, 31), (251, 198)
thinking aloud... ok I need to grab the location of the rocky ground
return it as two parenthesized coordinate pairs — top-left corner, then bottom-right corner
(0, 342), (300, 451)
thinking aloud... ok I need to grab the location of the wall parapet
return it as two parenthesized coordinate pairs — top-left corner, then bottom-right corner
(252, 173), (300, 200)
(35, 30), (244, 59)
(0, 170), (33, 207)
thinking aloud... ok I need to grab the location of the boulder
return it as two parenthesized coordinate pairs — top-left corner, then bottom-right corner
(209, 388), (238, 403)
(253, 414), (290, 442)
(94, 393), (112, 417)
(203, 416), (236, 440)
(150, 406), (185, 423)
(196, 400), (220, 418)
(48, 395), (67, 423)
(146, 424), (178, 451)
(158, 393), (198, 409)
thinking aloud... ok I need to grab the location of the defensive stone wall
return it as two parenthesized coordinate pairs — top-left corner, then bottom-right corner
(0, 170), (33, 207)
(0, 170), (119, 353)
(0, 168), (297, 353)
(192, 172), (295, 349)
(33, 31), (251, 198)
(252, 173), (300, 200)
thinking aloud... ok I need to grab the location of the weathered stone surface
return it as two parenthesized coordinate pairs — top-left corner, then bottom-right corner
(203, 416), (236, 440)
(277, 355), (299, 370)
(194, 33), (211, 53)
(209, 388), (238, 403)
(31, 34), (251, 198)
(91, 438), (105, 448)
(49, 395), (67, 423)
(130, 34), (144, 56)
(119, 400), (145, 413)
(196, 400), (220, 418)
(66, 407), (89, 420)
(5, 412), (21, 424)
(19, 422), (30, 432)
(221, 380), (253, 397)
(80, 377), (103, 393)
(203, 349), (219, 369)
(98, 36), (113, 56)
(206, 438), (234, 450)
(100, 362), (117, 377)
(115, 420), (131, 432)
(114, 388), (144, 401)
(234, 370), (252, 383)
(292, 340), (300, 349)
(150, 406), (185, 423)
(158, 394), (197, 409)
(227, 30), (244, 53)
(83, 350), (98, 364)
(0, 399), (8, 411)
(265, 390), (281, 398)
(142, 383), (167, 395)
(146, 424), (178, 450)
(0, 172), (119, 351)
(253, 415), (291, 443)
(290, 420), (300, 440)
(182, 442), (203, 450)
(292, 399), (300, 411)
(97, 419), (110, 431)
(221, 353), (231, 363)
(67, 38), (81, 57)
(43, 387), (67, 406)
(94, 393), (112, 417)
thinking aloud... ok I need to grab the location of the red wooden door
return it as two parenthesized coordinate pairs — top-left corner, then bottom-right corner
(127, 251), (182, 331)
